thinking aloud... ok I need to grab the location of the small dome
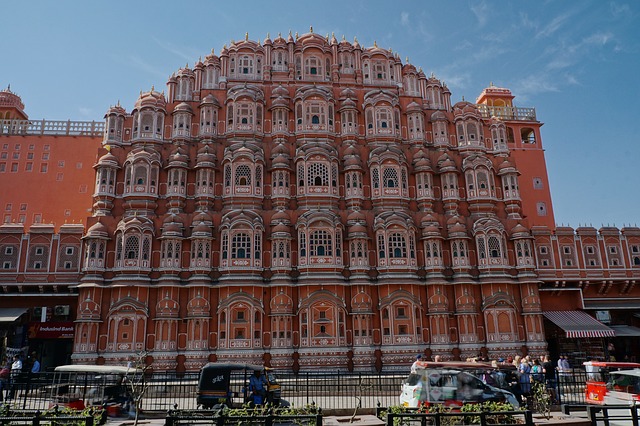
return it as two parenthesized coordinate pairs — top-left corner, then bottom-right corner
(273, 33), (287, 45)
(0, 86), (25, 110)
(453, 101), (480, 118)
(348, 223), (368, 235)
(168, 148), (189, 168)
(347, 209), (366, 224)
(176, 67), (194, 78)
(196, 145), (216, 166)
(191, 221), (212, 236)
(162, 219), (183, 237)
(405, 101), (422, 113)
(204, 50), (220, 66)
(437, 154), (457, 173)
(271, 85), (290, 99)
(192, 211), (212, 224)
(340, 87), (356, 99)
(96, 151), (119, 168)
(271, 209), (290, 224)
(105, 103), (126, 117)
(430, 110), (447, 122)
(270, 96), (290, 109)
(174, 102), (193, 114)
(272, 222), (290, 234)
(403, 63), (418, 74)
(497, 159), (517, 175)
(200, 94), (220, 107)
(85, 221), (109, 238)
(510, 223), (530, 238)
(272, 153), (290, 168)
(134, 90), (166, 111)
(447, 216), (468, 236)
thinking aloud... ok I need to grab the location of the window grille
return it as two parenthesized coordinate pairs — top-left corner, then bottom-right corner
(310, 230), (333, 256)
(307, 163), (329, 186)
(388, 233), (407, 258)
(235, 164), (251, 186)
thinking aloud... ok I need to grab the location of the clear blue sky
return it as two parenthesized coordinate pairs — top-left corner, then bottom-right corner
(2, 1), (638, 228)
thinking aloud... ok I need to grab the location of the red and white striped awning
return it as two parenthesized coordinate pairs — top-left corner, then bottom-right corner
(543, 311), (615, 338)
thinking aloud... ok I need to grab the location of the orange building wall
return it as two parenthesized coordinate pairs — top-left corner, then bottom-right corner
(0, 134), (101, 230)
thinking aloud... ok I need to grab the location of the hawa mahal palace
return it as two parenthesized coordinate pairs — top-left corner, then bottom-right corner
(1, 29), (639, 373)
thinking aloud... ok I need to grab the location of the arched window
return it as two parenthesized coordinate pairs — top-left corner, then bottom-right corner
(307, 163), (329, 187)
(235, 164), (251, 186)
(232, 233), (251, 259)
(125, 236), (139, 259)
(388, 233), (407, 258)
(310, 230), (333, 256)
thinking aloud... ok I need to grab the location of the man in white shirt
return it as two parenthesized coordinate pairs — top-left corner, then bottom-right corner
(7, 354), (22, 399)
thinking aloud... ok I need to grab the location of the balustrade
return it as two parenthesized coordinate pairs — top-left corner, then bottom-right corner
(0, 119), (104, 136)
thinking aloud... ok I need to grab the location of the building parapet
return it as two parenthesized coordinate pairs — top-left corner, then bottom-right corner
(0, 119), (104, 137)
(477, 105), (537, 122)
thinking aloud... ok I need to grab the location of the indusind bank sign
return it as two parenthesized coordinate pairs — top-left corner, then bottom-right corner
(28, 322), (75, 339)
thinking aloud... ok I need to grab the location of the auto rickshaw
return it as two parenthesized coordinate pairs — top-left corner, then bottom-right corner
(584, 361), (640, 404)
(197, 363), (288, 408)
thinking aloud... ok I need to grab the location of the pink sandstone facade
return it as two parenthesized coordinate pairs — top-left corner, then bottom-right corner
(1, 30), (639, 371)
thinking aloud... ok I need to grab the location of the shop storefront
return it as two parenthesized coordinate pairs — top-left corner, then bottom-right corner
(27, 322), (75, 370)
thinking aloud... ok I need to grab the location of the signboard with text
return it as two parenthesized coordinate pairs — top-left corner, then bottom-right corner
(28, 322), (75, 339)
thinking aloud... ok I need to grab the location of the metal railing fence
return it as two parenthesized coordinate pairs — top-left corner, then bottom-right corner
(0, 368), (593, 413)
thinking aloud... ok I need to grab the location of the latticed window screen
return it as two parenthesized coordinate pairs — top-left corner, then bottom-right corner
(388, 233), (407, 258)
(89, 242), (97, 258)
(310, 230), (333, 256)
(57, 245), (78, 269)
(115, 235), (123, 260)
(0, 244), (18, 269)
(125, 236), (139, 259)
(224, 165), (232, 186)
(477, 237), (487, 259)
(235, 164), (251, 186)
(232, 233), (251, 259)
(488, 236), (501, 258)
(297, 164), (305, 186)
(238, 103), (253, 124)
(274, 241), (290, 259)
(377, 234), (386, 258)
(221, 234), (228, 259)
(409, 234), (416, 258)
(401, 168), (408, 189)
(382, 168), (398, 188)
(376, 108), (391, 128)
(372, 168), (380, 188)
(299, 232), (306, 256)
(164, 241), (173, 259)
(142, 237), (151, 260)
(254, 233), (261, 259)
(256, 166), (262, 187)
(307, 163), (329, 186)
(477, 171), (489, 189)
(331, 164), (338, 186)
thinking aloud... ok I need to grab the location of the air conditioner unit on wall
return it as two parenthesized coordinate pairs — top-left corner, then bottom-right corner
(54, 305), (70, 316)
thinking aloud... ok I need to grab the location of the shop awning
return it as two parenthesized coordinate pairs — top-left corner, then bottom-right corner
(610, 325), (640, 337)
(0, 308), (27, 323)
(543, 310), (615, 338)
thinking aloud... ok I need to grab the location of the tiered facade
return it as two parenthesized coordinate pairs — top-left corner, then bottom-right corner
(76, 31), (550, 372)
(2, 30), (639, 372)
